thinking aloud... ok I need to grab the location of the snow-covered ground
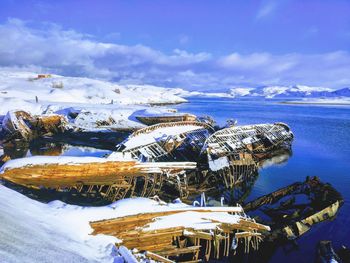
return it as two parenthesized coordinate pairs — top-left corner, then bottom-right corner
(0, 182), (247, 263)
(0, 70), (187, 113)
(0, 183), (120, 263)
(0, 69), (194, 130)
(0, 182), (183, 262)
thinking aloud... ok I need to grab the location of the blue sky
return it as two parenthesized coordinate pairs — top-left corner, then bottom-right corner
(0, 0), (349, 90)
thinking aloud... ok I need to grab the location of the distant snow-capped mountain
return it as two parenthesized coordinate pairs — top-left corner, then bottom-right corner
(230, 85), (350, 98)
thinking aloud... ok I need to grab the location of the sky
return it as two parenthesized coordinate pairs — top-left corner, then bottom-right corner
(0, 0), (349, 90)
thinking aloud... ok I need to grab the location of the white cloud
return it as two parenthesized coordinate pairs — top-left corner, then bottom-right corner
(0, 18), (349, 90)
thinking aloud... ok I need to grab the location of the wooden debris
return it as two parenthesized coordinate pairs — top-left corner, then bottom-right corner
(136, 113), (197, 126)
(90, 204), (270, 262)
(145, 251), (175, 263)
(244, 176), (343, 241)
(202, 123), (293, 187)
(119, 121), (214, 162)
(1, 110), (68, 142)
(0, 156), (197, 201)
(204, 122), (293, 158)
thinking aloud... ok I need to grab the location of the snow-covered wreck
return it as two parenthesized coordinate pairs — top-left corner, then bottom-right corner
(1, 110), (68, 142)
(202, 122), (294, 188)
(0, 154), (197, 202)
(118, 121), (214, 162)
(90, 204), (270, 262)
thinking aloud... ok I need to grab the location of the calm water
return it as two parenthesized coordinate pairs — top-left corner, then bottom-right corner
(175, 97), (350, 263)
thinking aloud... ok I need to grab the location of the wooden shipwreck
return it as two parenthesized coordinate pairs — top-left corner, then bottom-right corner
(90, 204), (270, 262)
(118, 121), (214, 162)
(0, 155), (197, 202)
(1, 110), (68, 142)
(135, 113), (197, 126)
(244, 176), (343, 241)
(201, 122), (294, 188)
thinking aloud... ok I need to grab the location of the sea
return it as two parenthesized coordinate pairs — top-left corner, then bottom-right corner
(175, 97), (350, 263)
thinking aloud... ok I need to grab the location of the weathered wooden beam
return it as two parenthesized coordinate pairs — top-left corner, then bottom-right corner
(157, 246), (201, 256)
(145, 251), (175, 263)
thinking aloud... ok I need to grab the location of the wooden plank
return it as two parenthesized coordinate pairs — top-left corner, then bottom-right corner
(157, 246), (201, 256)
(145, 251), (175, 263)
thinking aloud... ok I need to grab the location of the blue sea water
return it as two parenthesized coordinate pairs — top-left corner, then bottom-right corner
(175, 97), (350, 263)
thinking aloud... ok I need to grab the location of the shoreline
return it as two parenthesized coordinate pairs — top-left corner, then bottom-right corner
(281, 101), (350, 105)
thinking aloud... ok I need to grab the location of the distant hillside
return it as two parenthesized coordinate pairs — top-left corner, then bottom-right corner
(230, 85), (350, 99)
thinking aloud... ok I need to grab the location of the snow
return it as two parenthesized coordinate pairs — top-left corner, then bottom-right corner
(122, 124), (205, 149)
(230, 87), (253, 97)
(175, 89), (234, 98)
(0, 68), (190, 131)
(0, 182), (245, 262)
(0, 70), (186, 110)
(208, 156), (230, 172)
(145, 211), (241, 231)
(132, 107), (182, 117)
(0, 183), (119, 263)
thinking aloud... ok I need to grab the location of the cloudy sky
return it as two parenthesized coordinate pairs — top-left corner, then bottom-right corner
(0, 0), (349, 90)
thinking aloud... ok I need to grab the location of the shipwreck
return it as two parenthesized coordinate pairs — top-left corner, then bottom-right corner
(118, 121), (214, 162)
(90, 203), (270, 262)
(135, 112), (197, 126)
(201, 122), (294, 188)
(1, 110), (68, 142)
(0, 154), (197, 202)
(244, 176), (343, 242)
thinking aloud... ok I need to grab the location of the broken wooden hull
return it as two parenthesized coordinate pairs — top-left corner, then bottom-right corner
(119, 121), (214, 162)
(0, 156), (196, 189)
(204, 122), (293, 159)
(202, 123), (294, 187)
(90, 205), (270, 262)
(244, 176), (343, 242)
(135, 113), (197, 126)
(1, 110), (68, 142)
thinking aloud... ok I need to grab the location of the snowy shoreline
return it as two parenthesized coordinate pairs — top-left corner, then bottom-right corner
(281, 98), (350, 105)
